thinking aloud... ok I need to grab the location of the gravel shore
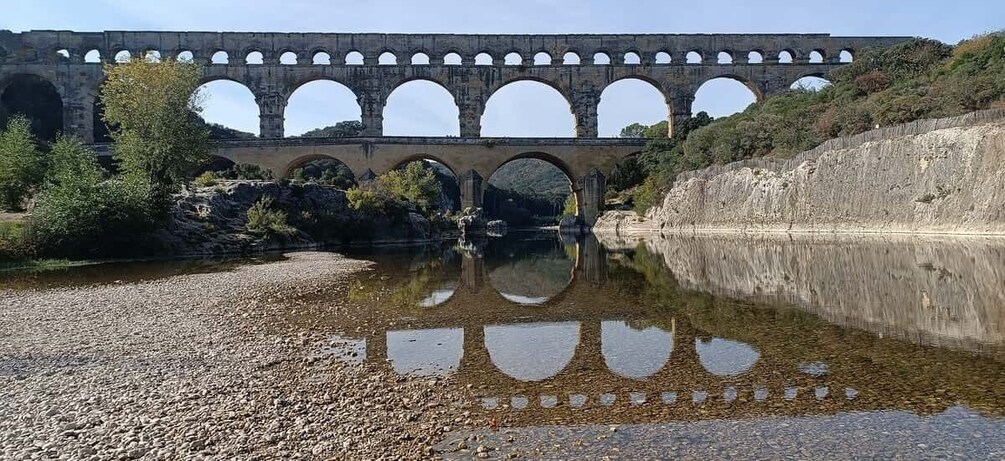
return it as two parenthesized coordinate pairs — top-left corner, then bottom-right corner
(0, 252), (482, 460)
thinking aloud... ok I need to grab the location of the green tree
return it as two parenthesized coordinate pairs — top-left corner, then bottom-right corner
(301, 120), (366, 138)
(100, 59), (210, 192)
(377, 161), (444, 215)
(27, 137), (157, 257)
(0, 115), (44, 210)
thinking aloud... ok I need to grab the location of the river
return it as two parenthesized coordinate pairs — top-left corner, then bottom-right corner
(2, 230), (1003, 458)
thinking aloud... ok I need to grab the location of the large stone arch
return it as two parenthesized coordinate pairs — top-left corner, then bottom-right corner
(598, 75), (673, 136)
(0, 72), (65, 142)
(481, 77), (577, 137)
(283, 153), (369, 181)
(696, 73), (764, 102)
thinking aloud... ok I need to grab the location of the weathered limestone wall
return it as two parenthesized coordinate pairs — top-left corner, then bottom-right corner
(599, 110), (1005, 235)
(598, 232), (1005, 353)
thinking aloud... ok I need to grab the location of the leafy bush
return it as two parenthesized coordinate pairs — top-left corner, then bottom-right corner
(26, 137), (160, 258)
(246, 196), (296, 237)
(193, 171), (217, 187)
(220, 163), (273, 180)
(0, 115), (44, 210)
(375, 161), (443, 216)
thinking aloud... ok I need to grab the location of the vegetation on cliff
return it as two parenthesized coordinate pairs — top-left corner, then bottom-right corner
(622, 33), (1005, 213)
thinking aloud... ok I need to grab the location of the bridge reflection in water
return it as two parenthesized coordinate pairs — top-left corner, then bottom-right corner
(322, 232), (1005, 424)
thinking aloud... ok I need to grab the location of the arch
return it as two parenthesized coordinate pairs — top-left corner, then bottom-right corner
(791, 75), (832, 91)
(285, 79), (361, 137)
(312, 51), (331, 65)
(0, 74), (64, 142)
(389, 155), (459, 179)
(92, 91), (111, 143)
(840, 49), (854, 63)
(484, 322), (580, 381)
(488, 152), (575, 192)
(623, 51), (641, 65)
(693, 76), (759, 117)
(809, 50), (825, 63)
(114, 50), (132, 63)
(194, 155), (237, 177)
(747, 50), (764, 64)
(717, 51), (733, 64)
(443, 52), (462, 65)
(383, 79), (460, 136)
(211, 50), (228, 64)
(411, 52), (430, 65)
(778, 49), (794, 64)
(84, 49), (101, 63)
(345, 50), (364, 65)
(195, 79), (260, 137)
(598, 77), (670, 137)
(486, 156), (575, 225)
(593, 52), (611, 65)
(474, 52), (493, 65)
(245, 51), (264, 65)
(686, 51), (703, 64)
(602, 321), (673, 379)
(695, 337), (759, 377)
(562, 51), (580, 65)
(504, 52), (523, 65)
(654, 51), (671, 64)
(533, 52), (552, 65)
(55, 49), (70, 62)
(290, 156), (357, 189)
(143, 50), (161, 62)
(386, 328), (463, 376)
(378, 51), (397, 65)
(481, 79), (575, 137)
(279, 51), (297, 65)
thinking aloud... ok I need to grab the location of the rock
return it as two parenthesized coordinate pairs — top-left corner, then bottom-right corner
(486, 220), (508, 237)
(642, 115), (1005, 235)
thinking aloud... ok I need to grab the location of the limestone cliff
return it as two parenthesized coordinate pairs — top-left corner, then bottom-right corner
(598, 110), (1005, 235)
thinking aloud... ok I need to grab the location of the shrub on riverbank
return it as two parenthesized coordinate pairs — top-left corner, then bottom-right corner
(246, 197), (296, 238)
(0, 116), (45, 211)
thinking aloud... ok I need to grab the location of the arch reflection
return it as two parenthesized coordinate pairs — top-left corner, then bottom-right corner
(486, 236), (575, 305)
(695, 337), (760, 376)
(484, 322), (580, 381)
(386, 328), (464, 376)
(601, 320), (674, 379)
(417, 281), (458, 307)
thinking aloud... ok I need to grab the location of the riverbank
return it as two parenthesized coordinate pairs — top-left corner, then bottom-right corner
(0, 252), (485, 459)
(597, 110), (1005, 237)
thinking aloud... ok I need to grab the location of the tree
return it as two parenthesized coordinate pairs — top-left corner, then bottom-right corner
(377, 161), (444, 215)
(619, 123), (649, 138)
(301, 120), (366, 138)
(0, 115), (44, 210)
(100, 59), (210, 192)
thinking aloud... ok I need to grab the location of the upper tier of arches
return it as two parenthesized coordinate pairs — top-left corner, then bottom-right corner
(3, 31), (906, 66)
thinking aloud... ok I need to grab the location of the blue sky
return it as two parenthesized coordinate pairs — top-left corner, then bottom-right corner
(6, 0), (1004, 136)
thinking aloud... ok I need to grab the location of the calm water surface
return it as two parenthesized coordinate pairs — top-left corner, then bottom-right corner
(6, 231), (1005, 456)
(331, 231), (1005, 456)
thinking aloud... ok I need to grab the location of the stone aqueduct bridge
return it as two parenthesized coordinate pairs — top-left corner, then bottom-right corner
(0, 31), (908, 222)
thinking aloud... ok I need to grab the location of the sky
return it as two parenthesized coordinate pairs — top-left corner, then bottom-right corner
(6, 0), (1004, 137)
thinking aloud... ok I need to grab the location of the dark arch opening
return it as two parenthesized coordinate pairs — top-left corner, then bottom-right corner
(291, 157), (357, 189)
(486, 156), (574, 226)
(193, 155), (237, 177)
(485, 234), (576, 306)
(0, 74), (63, 142)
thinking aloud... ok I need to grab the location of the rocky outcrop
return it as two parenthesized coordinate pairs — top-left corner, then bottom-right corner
(153, 181), (444, 255)
(600, 110), (1005, 236)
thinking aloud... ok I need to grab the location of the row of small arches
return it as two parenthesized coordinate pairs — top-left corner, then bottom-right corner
(64, 48), (854, 66)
